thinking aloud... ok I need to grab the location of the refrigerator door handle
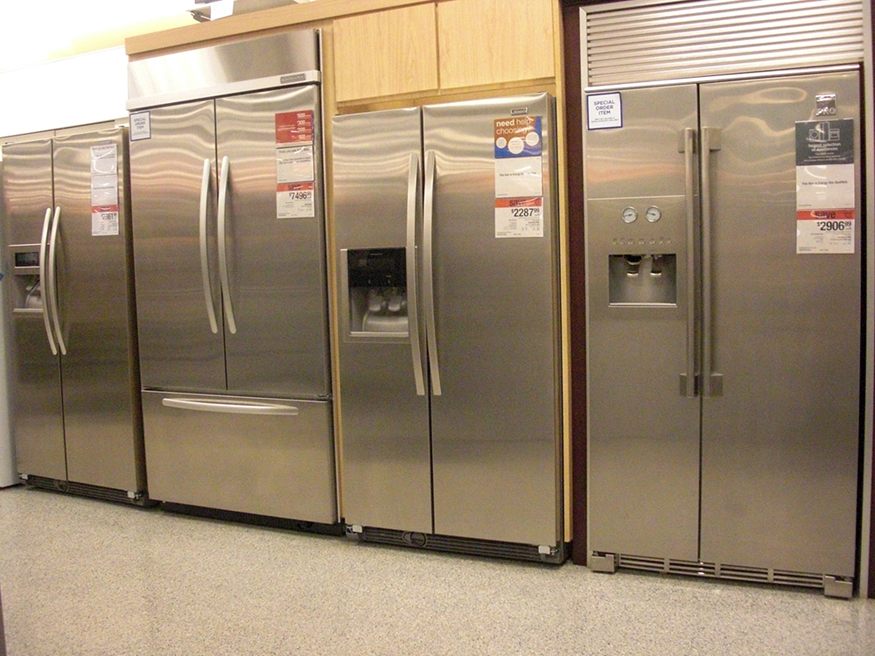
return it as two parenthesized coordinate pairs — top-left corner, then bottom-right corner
(406, 152), (427, 396)
(199, 158), (219, 334)
(47, 206), (67, 355)
(701, 127), (722, 397)
(681, 127), (697, 398)
(217, 155), (238, 335)
(422, 149), (442, 396)
(38, 207), (59, 356)
(162, 398), (299, 416)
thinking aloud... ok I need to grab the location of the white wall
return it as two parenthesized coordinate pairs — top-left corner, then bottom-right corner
(0, 47), (128, 140)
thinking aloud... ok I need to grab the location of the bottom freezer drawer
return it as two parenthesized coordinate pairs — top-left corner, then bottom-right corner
(142, 390), (336, 524)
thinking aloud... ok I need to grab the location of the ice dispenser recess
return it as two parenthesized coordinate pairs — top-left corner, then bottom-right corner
(609, 253), (677, 305)
(9, 245), (43, 311)
(346, 248), (409, 335)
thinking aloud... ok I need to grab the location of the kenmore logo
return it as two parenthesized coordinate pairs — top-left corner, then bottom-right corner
(510, 107), (528, 116)
(281, 73), (306, 84)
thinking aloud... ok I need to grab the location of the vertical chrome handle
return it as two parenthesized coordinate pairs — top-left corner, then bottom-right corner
(38, 207), (58, 355)
(217, 155), (237, 334)
(701, 127), (721, 397)
(406, 152), (426, 396)
(199, 158), (219, 334)
(422, 150), (441, 396)
(47, 206), (67, 355)
(681, 127), (697, 398)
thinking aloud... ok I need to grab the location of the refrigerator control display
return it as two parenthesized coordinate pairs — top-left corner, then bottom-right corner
(645, 206), (662, 223)
(621, 207), (638, 223)
(14, 251), (39, 267)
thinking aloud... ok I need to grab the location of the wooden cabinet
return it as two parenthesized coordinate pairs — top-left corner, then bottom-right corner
(333, 3), (439, 103)
(438, 0), (555, 90)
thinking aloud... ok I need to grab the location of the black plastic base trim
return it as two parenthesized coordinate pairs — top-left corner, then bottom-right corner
(348, 525), (567, 564)
(161, 501), (344, 536)
(22, 475), (153, 506)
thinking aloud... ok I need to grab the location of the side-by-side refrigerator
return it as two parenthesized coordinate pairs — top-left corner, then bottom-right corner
(127, 31), (336, 525)
(2, 128), (146, 502)
(585, 70), (862, 596)
(333, 93), (564, 561)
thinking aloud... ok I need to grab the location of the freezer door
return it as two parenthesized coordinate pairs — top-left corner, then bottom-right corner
(333, 108), (432, 533)
(424, 94), (561, 545)
(2, 140), (66, 481)
(130, 100), (226, 392)
(216, 85), (330, 398)
(142, 390), (336, 523)
(584, 85), (701, 561)
(699, 72), (861, 576)
(52, 129), (144, 492)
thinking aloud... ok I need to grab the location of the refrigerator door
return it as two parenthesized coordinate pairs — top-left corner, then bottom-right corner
(52, 129), (144, 492)
(424, 94), (561, 545)
(130, 99), (226, 393)
(216, 85), (330, 398)
(142, 390), (336, 523)
(2, 140), (66, 481)
(333, 108), (432, 533)
(699, 72), (861, 576)
(585, 85), (701, 561)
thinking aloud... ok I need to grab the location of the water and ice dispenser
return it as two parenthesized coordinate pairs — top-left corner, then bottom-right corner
(8, 246), (43, 311)
(345, 248), (408, 336)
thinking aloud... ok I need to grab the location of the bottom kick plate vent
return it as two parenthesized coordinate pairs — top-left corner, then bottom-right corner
(162, 502), (344, 536)
(614, 552), (827, 590)
(356, 526), (565, 564)
(23, 476), (150, 506)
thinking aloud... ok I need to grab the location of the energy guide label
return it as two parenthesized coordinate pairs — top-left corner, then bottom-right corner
(277, 182), (314, 219)
(495, 198), (543, 238)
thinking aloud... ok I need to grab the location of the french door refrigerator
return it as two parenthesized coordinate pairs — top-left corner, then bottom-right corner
(333, 93), (564, 561)
(585, 70), (862, 596)
(2, 128), (146, 502)
(127, 31), (335, 525)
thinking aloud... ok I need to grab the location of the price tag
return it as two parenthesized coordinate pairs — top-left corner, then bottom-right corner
(495, 197), (543, 238)
(796, 210), (855, 253)
(277, 182), (315, 219)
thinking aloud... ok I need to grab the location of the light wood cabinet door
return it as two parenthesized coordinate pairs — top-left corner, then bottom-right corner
(333, 4), (439, 102)
(438, 0), (555, 89)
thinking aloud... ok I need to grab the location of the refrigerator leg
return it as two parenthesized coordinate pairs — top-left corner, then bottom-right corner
(823, 576), (854, 599)
(589, 552), (618, 573)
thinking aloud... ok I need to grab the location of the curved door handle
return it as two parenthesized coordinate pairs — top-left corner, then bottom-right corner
(162, 398), (299, 416)
(217, 155), (237, 334)
(422, 150), (441, 396)
(406, 152), (426, 396)
(39, 207), (58, 355)
(199, 158), (219, 334)
(47, 206), (67, 355)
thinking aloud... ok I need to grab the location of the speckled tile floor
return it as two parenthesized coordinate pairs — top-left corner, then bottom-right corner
(1, 485), (874, 656)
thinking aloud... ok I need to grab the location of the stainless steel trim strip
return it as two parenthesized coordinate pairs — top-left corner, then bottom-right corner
(39, 207), (58, 356)
(406, 152), (426, 396)
(422, 149), (441, 396)
(198, 158), (219, 334)
(217, 155), (237, 335)
(161, 398), (300, 416)
(47, 206), (66, 355)
(682, 127), (697, 398)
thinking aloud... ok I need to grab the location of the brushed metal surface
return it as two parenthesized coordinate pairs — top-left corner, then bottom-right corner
(585, 85), (701, 559)
(142, 390), (336, 523)
(333, 108), (433, 533)
(425, 94), (562, 546)
(127, 30), (319, 110)
(130, 100), (226, 392)
(698, 72), (861, 575)
(50, 129), (144, 492)
(3, 139), (66, 481)
(216, 85), (330, 397)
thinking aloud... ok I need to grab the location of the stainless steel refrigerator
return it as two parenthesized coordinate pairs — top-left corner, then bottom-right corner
(127, 31), (336, 525)
(584, 70), (862, 596)
(333, 93), (564, 561)
(2, 128), (146, 502)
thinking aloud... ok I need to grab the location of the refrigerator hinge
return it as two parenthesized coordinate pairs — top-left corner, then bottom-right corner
(19, 473), (28, 481)
(344, 524), (363, 541)
(823, 576), (853, 599)
(589, 552), (618, 573)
